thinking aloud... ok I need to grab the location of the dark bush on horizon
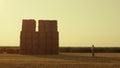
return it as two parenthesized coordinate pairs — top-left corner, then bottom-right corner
(0, 46), (120, 53)
(59, 47), (120, 53)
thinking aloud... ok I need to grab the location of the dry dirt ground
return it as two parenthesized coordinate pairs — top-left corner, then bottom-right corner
(0, 53), (120, 68)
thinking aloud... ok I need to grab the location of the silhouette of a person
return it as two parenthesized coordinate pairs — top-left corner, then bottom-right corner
(91, 45), (95, 57)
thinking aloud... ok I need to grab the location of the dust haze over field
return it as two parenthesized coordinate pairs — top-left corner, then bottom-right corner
(0, 0), (120, 47)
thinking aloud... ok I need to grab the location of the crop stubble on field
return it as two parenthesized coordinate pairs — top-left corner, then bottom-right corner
(0, 53), (120, 68)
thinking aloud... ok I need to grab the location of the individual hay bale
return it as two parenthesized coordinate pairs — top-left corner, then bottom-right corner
(22, 19), (36, 32)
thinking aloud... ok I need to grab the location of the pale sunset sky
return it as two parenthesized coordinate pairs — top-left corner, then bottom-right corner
(0, 0), (120, 47)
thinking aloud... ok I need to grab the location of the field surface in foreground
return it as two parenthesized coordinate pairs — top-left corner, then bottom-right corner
(0, 53), (120, 68)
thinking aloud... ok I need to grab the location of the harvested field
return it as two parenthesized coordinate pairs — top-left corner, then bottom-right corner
(0, 53), (120, 68)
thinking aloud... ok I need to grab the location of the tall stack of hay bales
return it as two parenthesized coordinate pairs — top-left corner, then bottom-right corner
(20, 19), (59, 55)
(38, 20), (59, 54)
(20, 19), (36, 54)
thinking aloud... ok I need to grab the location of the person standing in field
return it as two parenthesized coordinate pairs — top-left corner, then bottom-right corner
(91, 45), (95, 57)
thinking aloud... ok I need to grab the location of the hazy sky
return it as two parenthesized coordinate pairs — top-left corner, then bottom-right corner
(0, 0), (120, 47)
